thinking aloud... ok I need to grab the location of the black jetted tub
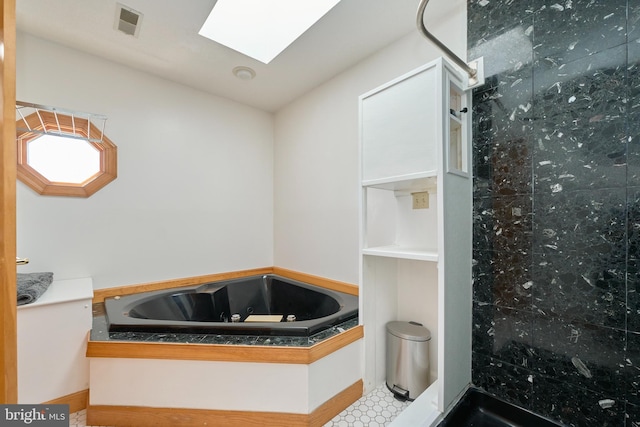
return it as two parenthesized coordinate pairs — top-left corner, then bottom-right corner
(104, 274), (358, 337)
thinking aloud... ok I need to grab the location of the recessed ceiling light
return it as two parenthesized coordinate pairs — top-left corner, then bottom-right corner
(233, 66), (256, 80)
(199, 0), (342, 64)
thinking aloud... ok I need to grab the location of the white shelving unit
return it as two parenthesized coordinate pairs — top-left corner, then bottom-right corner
(359, 57), (472, 420)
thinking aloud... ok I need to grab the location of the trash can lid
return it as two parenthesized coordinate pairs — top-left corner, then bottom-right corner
(386, 321), (431, 342)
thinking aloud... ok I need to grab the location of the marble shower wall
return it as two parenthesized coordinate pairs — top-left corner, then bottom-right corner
(469, 1), (640, 425)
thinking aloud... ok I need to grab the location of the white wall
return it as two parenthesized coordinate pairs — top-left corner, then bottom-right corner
(273, 1), (466, 284)
(16, 33), (274, 289)
(16, 0), (466, 290)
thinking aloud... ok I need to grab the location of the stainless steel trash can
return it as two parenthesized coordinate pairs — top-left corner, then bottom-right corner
(386, 321), (431, 401)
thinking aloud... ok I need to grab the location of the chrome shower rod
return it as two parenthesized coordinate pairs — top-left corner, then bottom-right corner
(416, 0), (483, 87)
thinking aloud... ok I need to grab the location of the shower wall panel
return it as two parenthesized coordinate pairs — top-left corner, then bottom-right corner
(469, 1), (640, 425)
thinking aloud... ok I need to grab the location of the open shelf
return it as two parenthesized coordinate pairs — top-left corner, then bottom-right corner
(362, 171), (437, 193)
(362, 246), (438, 261)
(363, 186), (438, 263)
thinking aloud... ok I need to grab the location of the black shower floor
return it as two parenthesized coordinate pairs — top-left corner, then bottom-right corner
(437, 388), (564, 427)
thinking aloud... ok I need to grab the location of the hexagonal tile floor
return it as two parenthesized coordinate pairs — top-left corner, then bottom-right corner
(69, 384), (410, 427)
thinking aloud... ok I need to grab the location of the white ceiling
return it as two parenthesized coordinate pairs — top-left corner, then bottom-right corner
(16, 0), (453, 112)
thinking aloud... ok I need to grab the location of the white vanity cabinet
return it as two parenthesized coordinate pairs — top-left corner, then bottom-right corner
(17, 278), (93, 405)
(359, 57), (472, 420)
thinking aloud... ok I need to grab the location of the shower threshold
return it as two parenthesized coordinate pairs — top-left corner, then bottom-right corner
(437, 388), (564, 427)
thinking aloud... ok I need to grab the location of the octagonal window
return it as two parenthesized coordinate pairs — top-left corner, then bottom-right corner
(27, 134), (101, 184)
(16, 110), (117, 197)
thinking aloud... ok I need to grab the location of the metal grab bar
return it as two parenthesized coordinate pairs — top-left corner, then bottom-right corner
(416, 0), (479, 83)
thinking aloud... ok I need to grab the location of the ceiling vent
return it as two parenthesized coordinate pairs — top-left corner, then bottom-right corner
(115, 3), (143, 37)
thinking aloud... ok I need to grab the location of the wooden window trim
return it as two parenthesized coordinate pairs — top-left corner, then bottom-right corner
(16, 111), (117, 197)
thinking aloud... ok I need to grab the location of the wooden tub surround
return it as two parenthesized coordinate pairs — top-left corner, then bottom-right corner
(91, 266), (358, 303)
(87, 380), (364, 427)
(86, 267), (363, 427)
(87, 324), (363, 364)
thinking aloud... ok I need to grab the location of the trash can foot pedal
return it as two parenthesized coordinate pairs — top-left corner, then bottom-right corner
(388, 383), (410, 401)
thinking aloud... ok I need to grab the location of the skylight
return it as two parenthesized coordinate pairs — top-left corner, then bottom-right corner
(199, 0), (342, 64)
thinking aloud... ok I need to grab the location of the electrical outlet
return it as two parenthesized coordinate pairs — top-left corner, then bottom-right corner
(412, 191), (429, 209)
